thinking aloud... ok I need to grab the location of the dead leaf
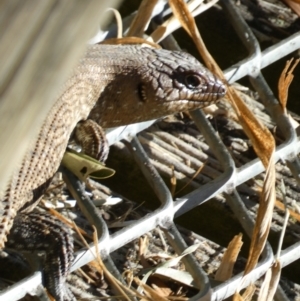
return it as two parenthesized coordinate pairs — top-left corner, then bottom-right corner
(215, 233), (243, 281)
(127, 0), (159, 37)
(257, 259), (281, 301)
(100, 36), (161, 48)
(278, 58), (300, 112)
(244, 154), (276, 274)
(281, 0), (300, 16)
(134, 277), (170, 301)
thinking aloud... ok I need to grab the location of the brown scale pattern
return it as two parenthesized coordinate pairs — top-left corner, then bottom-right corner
(0, 44), (226, 300)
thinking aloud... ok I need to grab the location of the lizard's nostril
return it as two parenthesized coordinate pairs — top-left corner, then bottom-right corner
(213, 80), (226, 96)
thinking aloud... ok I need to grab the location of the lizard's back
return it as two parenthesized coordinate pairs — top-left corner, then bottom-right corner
(0, 44), (226, 248)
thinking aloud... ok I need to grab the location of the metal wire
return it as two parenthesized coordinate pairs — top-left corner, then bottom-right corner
(1, 0), (300, 300)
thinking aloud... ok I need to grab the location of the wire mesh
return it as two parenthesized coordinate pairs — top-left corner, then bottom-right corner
(1, 0), (300, 300)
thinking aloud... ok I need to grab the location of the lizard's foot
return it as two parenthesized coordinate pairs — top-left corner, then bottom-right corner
(74, 119), (109, 162)
(6, 212), (75, 301)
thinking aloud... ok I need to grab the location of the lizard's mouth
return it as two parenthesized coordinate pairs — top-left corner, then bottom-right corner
(163, 93), (224, 110)
(141, 100), (215, 121)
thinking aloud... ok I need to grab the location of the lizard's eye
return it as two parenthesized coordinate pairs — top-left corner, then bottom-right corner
(184, 74), (201, 89)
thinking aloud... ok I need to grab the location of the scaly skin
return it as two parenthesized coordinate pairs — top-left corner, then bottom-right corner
(0, 44), (226, 300)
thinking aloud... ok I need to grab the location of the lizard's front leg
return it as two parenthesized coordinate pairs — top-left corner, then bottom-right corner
(74, 119), (109, 162)
(7, 212), (75, 301)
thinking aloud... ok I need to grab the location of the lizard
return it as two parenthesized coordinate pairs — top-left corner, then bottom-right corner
(0, 44), (226, 300)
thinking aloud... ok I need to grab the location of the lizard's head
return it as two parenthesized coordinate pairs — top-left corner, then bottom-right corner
(138, 48), (226, 111)
(91, 46), (226, 128)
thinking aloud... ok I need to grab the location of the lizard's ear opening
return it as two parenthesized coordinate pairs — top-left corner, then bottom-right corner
(137, 83), (147, 103)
